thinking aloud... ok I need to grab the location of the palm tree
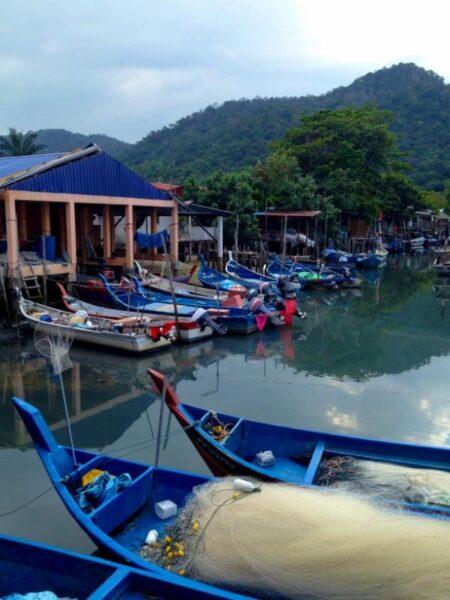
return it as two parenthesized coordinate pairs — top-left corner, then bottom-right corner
(0, 128), (46, 156)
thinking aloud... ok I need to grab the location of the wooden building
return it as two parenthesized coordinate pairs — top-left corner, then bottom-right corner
(0, 144), (178, 281)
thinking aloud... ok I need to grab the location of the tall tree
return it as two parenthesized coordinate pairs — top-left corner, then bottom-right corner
(279, 106), (416, 221)
(0, 128), (46, 156)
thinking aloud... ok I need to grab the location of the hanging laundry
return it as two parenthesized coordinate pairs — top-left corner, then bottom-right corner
(134, 229), (169, 250)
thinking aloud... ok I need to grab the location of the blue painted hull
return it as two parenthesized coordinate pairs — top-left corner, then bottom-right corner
(99, 275), (196, 317)
(225, 259), (274, 284)
(151, 371), (450, 521)
(198, 259), (252, 292)
(12, 398), (247, 600)
(133, 277), (224, 310)
(0, 534), (239, 599)
(360, 254), (387, 269)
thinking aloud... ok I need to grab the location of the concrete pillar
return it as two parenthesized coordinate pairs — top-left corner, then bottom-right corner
(170, 204), (179, 262)
(103, 205), (111, 260)
(125, 204), (134, 271)
(65, 201), (77, 280)
(217, 215), (224, 270)
(4, 191), (19, 275)
(41, 202), (51, 236)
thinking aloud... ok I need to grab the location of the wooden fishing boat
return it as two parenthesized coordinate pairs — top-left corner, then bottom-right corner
(150, 369), (450, 519)
(197, 257), (249, 295)
(432, 257), (450, 277)
(0, 534), (244, 599)
(272, 255), (362, 289)
(132, 276), (231, 310)
(56, 283), (214, 344)
(225, 258), (275, 285)
(134, 260), (228, 301)
(99, 275), (202, 317)
(267, 258), (336, 289)
(12, 398), (248, 599)
(19, 296), (174, 354)
(99, 276), (262, 335)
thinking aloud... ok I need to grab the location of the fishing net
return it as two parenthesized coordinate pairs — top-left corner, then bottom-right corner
(141, 477), (450, 599)
(317, 457), (450, 507)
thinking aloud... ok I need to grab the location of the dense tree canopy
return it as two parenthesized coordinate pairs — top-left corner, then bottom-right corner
(123, 63), (449, 192)
(186, 106), (428, 244)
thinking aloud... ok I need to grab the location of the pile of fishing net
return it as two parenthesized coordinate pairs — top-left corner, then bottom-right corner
(317, 456), (450, 507)
(141, 477), (450, 599)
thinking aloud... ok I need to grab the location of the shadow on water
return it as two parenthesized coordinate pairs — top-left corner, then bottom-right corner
(0, 255), (449, 549)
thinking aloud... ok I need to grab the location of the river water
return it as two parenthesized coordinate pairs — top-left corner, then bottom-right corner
(1, 255), (449, 553)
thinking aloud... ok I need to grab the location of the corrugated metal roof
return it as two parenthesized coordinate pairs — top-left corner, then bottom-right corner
(0, 152), (66, 182)
(5, 151), (171, 201)
(256, 210), (322, 218)
(179, 202), (231, 217)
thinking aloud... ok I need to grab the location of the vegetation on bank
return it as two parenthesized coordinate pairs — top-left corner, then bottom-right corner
(184, 106), (450, 245)
(126, 63), (450, 192)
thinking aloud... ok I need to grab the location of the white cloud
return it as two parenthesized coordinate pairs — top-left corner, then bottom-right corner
(0, 0), (448, 141)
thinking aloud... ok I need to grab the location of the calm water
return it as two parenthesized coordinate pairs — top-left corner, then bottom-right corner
(1, 256), (449, 554)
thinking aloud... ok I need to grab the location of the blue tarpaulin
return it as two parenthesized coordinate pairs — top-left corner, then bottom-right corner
(134, 229), (169, 250)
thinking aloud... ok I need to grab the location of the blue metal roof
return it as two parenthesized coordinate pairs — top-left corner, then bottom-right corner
(2, 150), (171, 201)
(0, 153), (65, 181)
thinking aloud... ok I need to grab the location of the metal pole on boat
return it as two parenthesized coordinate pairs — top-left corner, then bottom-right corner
(58, 369), (77, 467)
(154, 377), (167, 469)
(281, 216), (288, 268)
(162, 236), (180, 341)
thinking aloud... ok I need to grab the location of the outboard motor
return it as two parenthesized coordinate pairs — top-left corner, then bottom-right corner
(278, 275), (300, 299)
(191, 308), (227, 335)
(248, 296), (284, 327)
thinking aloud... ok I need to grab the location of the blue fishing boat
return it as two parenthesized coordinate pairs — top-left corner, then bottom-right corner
(197, 257), (250, 294)
(99, 275), (197, 317)
(151, 369), (450, 519)
(100, 275), (266, 334)
(0, 534), (243, 599)
(272, 255), (361, 288)
(225, 258), (275, 285)
(12, 398), (248, 599)
(132, 276), (224, 310)
(359, 251), (388, 270)
(267, 258), (337, 290)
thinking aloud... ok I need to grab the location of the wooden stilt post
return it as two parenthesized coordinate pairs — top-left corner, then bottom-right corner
(4, 191), (19, 276)
(65, 201), (77, 281)
(125, 204), (134, 272)
(103, 205), (111, 260)
(16, 202), (27, 241)
(41, 202), (51, 236)
(217, 215), (224, 271)
(281, 215), (288, 266)
(170, 204), (179, 263)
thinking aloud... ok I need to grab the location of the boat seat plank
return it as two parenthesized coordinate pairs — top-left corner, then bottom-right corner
(90, 468), (153, 534)
(250, 457), (308, 483)
(303, 441), (325, 485)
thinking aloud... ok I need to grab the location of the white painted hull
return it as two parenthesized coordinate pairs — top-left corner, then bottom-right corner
(20, 300), (172, 354)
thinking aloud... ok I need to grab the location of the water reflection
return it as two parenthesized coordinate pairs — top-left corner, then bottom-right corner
(0, 257), (449, 549)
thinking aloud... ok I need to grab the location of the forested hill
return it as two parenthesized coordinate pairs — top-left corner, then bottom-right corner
(35, 129), (131, 158)
(125, 63), (449, 190)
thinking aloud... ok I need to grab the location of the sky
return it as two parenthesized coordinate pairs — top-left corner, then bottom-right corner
(1, 0), (449, 142)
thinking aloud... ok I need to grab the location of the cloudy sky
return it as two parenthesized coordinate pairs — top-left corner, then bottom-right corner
(1, 0), (448, 142)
